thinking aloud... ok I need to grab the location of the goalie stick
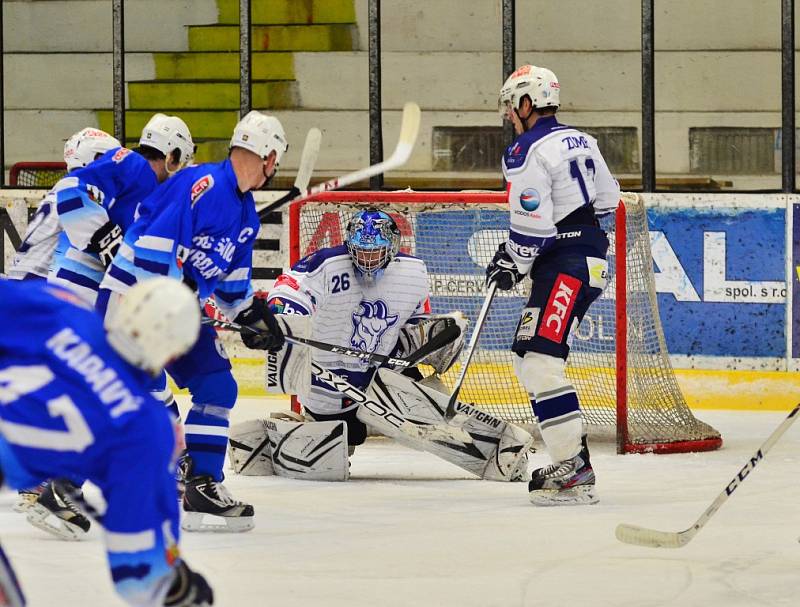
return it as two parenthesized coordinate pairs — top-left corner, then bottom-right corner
(616, 402), (800, 549)
(202, 316), (460, 369)
(256, 126), (321, 219)
(256, 102), (421, 219)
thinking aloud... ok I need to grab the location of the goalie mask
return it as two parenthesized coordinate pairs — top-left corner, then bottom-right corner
(345, 209), (401, 280)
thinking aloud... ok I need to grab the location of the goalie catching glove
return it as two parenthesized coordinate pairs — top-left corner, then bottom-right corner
(393, 312), (468, 373)
(234, 296), (285, 352)
(486, 242), (525, 291)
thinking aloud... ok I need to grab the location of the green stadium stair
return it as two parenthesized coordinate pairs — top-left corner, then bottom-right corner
(97, 0), (356, 162)
(152, 52), (294, 81)
(187, 24), (356, 52)
(215, 0), (355, 24)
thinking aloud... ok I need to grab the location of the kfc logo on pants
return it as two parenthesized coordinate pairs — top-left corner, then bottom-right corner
(538, 274), (582, 343)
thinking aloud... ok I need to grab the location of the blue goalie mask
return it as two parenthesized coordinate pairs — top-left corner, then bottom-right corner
(345, 209), (401, 279)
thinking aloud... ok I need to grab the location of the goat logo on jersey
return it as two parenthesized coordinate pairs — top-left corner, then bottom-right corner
(519, 188), (541, 212)
(350, 300), (398, 352)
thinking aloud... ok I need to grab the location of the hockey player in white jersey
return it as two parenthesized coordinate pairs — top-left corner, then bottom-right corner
(231, 209), (534, 482)
(490, 65), (620, 505)
(6, 128), (120, 281)
(266, 209), (434, 449)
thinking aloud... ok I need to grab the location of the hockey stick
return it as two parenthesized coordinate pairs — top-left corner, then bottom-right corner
(256, 102), (421, 219)
(443, 282), (498, 421)
(0, 543), (25, 607)
(616, 403), (800, 549)
(201, 316), (460, 370)
(256, 127), (321, 220)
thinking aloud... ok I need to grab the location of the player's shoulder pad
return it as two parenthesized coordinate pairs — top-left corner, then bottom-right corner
(292, 244), (350, 273)
(503, 116), (573, 171)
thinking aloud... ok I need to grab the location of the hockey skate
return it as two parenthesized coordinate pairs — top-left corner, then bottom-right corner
(528, 441), (598, 506)
(182, 476), (254, 533)
(25, 480), (91, 540)
(176, 451), (191, 501)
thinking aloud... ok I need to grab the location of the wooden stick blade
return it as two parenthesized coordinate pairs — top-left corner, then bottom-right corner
(387, 102), (421, 166)
(615, 523), (692, 549)
(294, 127), (322, 192)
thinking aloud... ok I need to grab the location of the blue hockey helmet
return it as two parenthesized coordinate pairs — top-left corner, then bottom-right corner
(345, 208), (401, 279)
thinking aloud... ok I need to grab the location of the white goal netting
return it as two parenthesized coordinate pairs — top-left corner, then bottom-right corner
(290, 191), (721, 453)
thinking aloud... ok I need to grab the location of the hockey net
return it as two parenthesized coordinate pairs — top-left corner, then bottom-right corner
(289, 191), (722, 454)
(9, 162), (68, 188)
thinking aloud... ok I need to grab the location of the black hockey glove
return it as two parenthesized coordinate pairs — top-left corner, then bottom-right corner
(86, 221), (123, 267)
(486, 242), (525, 291)
(164, 560), (214, 607)
(234, 296), (285, 352)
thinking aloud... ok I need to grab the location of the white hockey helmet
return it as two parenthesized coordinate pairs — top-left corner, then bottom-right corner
(63, 128), (121, 171)
(230, 111), (288, 165)
(139, 113), (195, 167)
(105, 277), (201, 376)
(498, 65), (561, 118)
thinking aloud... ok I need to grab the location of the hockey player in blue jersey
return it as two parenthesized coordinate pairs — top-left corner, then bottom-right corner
(12, 115), (195, 540)
(98, 110), (288, 532)
(490, 65), (620, 506)
(0, 277), (214, 606)
(7, 127), (121, 282)
(50, 113), (195, 305)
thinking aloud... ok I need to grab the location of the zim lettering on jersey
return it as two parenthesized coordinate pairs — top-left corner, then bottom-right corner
(538, 274), (582, 344)
(112, 148), (132, 163)
(45, 327), (144, 418)
(190, 175), (214, 207)
(562, 135), (590, 150)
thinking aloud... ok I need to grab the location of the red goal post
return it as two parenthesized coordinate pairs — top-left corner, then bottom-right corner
(288, 190), (722, 455)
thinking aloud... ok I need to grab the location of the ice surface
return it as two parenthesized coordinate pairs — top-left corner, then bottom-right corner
(1, 399), (798, 606)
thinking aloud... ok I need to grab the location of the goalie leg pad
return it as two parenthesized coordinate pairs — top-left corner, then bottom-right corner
(361, 369), (533, 481)
(228, 417), (349, 481)
(228, 419), (275, 476)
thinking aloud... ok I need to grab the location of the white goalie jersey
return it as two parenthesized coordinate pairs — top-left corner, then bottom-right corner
(267, 244), (431, 415)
